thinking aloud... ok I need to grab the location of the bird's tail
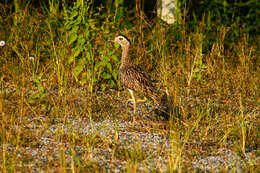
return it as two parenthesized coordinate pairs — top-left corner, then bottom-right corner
(151, 90), (173, 120)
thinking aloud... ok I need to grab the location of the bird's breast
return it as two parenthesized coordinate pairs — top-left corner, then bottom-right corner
(119, 65), (155, 95)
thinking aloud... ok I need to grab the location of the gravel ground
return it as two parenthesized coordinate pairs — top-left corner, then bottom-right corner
(1, 114), (258, 172)
(1, 85), (259, 172)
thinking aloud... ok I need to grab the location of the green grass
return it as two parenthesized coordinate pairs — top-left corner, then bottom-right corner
(0, 1), (259, 172)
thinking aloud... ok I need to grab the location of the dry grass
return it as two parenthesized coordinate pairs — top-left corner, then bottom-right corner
(0, 3), (259, 173)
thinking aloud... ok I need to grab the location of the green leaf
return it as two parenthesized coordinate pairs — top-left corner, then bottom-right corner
(95, 61), (104, 68)
(70, 10), (78, 19)
(64, 21), (72, 29)
(68, 56), (75, 64)
(102, 55), (109, 62)
(112, 71), (118, 80)
(68, 48), (81, 64)
(111, 55), (119, 62)
(33, 78), (44, 92)
(109, 80), (115, 87)
(28, 97), (36, 104)
(201, 64), (207, 70)
(85, 30), (90, 38)
(87, 19), (95, 23)
(104, 30), (110, 34)
(78, 35), (85, 45)
(106, 63), (112, 72)
(85, 52), (91, 61)
(69, 33), (77, 45)
(70, 25), (79, 34)
(74, 64), (84, 78)
(75, 16), (82, 25)
(79, 57), (87, 65)
(80, 72), (88, 85)
(101, 72), (111, 79)
(194, 68), (200, 73)
(41, 104), (47, 110)
(196, 74), (202, 81)
(114, 43), (120, 49)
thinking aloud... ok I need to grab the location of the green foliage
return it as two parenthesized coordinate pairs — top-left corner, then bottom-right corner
(114, 0), (125, 21)
(0, 1), (259, 172)
(185, 0), (258, 39)
(96, 51), (120, 88)
(65, 1), (96, 84)
(27, 56), (47, 109)
(28, 77), (46, 105)
(64, 1), (119, 90)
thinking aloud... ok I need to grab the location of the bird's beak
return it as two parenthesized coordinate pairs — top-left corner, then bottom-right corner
(107, 39), (114, 42)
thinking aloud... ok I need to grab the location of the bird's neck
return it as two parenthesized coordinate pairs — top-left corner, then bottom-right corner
(121, 45), (132, 66)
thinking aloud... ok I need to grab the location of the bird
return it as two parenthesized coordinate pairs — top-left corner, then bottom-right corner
(108, 35), (168, 115)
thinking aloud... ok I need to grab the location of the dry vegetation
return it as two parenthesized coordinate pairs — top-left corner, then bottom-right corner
(0, 1), (259, 172)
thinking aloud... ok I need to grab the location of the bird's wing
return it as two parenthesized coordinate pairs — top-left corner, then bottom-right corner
(119, 65), (155, 96)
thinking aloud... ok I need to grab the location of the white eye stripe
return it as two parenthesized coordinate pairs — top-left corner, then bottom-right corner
(114, 35), (130, 44)
(118, 36), (125, 40)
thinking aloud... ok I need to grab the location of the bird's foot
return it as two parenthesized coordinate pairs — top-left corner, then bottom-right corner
(127, 99), (137, 114)
(127, 97), (147, 104)
(136, 96), (147, 103)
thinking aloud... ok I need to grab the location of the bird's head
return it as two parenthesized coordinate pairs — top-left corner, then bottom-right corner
(108, 35), (130, 47)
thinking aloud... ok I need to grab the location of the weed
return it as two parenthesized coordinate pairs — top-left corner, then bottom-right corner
(0, 1), (259, 172)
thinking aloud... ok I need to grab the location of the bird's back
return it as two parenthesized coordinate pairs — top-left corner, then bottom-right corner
(119, 64), (156, 97)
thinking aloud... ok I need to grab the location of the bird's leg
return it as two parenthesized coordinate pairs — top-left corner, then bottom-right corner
(128, 96), (147, 103)
(127, 89), (137, 114)
(136, 96), (147, 103)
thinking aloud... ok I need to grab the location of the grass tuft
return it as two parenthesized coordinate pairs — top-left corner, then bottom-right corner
(0, 1), (259, 172)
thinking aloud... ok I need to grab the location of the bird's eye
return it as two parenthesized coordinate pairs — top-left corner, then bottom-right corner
(119, 37), (124, 40)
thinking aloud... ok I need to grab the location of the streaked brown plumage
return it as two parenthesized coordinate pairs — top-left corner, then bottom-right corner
(119, 65), (155, 97)
(109, 35), (165, 113)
